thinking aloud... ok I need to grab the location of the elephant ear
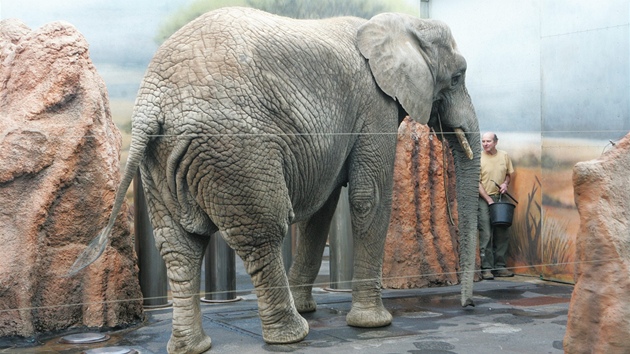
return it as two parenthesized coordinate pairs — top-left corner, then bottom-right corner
(357, 13), (444, 125)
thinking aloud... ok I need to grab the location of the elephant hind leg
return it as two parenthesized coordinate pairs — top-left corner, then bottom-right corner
(203, 156), (308, 343)
(288, 187), (342, 313)
(141, 169), (212, 353)
(223, 227), (309, 344)
(151, 222), (211, 354)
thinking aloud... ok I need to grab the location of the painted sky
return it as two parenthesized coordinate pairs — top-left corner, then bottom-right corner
(1, 0), (189, 65)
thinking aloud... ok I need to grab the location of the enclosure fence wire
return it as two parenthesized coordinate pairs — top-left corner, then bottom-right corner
(4, 132), (628, 313)
(0, 257), (620, 315)
(57, 129), (630, 139)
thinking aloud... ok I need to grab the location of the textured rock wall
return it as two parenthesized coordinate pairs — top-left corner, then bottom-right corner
(564, 132), (630, 353)
(383, 118), (469, 288)
(0, 19), (143, 338)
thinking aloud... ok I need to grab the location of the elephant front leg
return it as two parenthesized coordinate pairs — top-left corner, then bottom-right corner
(233, 236), (309, 344)
(346, 241), (393, 328)
(345, 186), (393, 328)
(155, 227), (212, 354)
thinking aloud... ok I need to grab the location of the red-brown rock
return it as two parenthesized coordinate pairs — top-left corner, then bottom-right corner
(383, 118), (467, 288)
(0, 19), (143, 338)
(564, 132), (630, 353)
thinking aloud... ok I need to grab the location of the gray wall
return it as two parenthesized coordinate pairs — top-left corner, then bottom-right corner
(429, 0), (629, 140)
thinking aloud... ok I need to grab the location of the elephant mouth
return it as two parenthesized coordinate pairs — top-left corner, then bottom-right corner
(454, 128), (474, 160)
(428, 103), (474, 161)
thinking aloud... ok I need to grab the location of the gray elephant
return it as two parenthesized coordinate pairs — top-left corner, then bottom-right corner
(70, 7), (480, 354)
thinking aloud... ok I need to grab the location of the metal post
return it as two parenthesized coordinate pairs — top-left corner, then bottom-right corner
(134, 170), (170, 308)
(420, 0), (430, 19)
(329, 187), (353, 290)
(282, 224), (297, 274)
(202, 232), (240, 302)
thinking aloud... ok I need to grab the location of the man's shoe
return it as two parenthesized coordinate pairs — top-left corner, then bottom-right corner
(494, 269), (514, 277)
(481, 270), (494, 280)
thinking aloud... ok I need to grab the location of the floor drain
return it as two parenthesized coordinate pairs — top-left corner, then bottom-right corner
(59, 332), (110, 344)
(201, 296), (243, 303)
(82, 347), (138, 354)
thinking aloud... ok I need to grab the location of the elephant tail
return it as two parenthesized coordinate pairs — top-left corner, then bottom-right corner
(66, 112), (158, 277)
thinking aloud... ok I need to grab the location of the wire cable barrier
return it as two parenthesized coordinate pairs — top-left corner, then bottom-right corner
(0, 259), (611, 315)
(2, 131), (624, 313)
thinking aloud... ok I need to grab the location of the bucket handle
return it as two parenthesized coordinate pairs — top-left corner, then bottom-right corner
(491, 180), (519, 204)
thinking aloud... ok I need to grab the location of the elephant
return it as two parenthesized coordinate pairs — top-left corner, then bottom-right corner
(70, 6), (480, 354)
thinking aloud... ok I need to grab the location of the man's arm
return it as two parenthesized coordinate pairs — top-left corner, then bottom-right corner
(499, 173), (512, 194)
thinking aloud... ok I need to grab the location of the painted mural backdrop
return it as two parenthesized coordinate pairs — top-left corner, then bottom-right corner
(502, 135), (614, 283)
(430, 0), (630, 284)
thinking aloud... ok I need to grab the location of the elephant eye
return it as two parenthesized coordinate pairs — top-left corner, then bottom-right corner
(451, 74), (462, 87)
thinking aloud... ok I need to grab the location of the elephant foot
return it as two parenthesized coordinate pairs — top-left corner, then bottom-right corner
(291, 288), (317, 313)
(262, 310), (309, 344)
(167, 332), (212, 354)
(346, 303), (392, 328)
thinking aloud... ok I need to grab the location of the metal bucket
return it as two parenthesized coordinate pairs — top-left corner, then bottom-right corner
(489, 202), (515, 227)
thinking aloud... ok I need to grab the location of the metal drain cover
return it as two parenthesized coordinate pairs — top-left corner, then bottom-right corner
(59, 332), (110, 344)
(82, 347), (138, 354)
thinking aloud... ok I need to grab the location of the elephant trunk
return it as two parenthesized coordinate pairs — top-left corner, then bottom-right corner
(451, 125), (480, 307)
(434, 93), (481, 307)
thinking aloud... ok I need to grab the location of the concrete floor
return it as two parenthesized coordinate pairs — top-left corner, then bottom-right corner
(3, 274), (573, 354)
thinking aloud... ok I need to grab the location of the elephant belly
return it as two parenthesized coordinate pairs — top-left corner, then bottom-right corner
(176, 132), (347, 231)
(282, 146), (349, 223)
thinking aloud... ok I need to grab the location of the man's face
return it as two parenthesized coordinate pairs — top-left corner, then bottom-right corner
(481, 134), (497, 153)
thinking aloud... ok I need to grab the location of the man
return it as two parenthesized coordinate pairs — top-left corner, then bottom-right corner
(478, 132), (515, 280)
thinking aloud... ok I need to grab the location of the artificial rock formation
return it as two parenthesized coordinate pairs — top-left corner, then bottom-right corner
(564, 132), (630, 353)
(383, 118), (463, 288)
(0, 20), (143, 338)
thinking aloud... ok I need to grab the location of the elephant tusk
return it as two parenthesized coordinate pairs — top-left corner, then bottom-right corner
(454, 128), (474, 160)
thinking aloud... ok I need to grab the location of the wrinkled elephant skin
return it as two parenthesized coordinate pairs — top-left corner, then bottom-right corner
(70, 7), (480, 354)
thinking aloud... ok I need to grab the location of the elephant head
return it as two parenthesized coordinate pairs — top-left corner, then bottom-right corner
(358, 13), (480, 306)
